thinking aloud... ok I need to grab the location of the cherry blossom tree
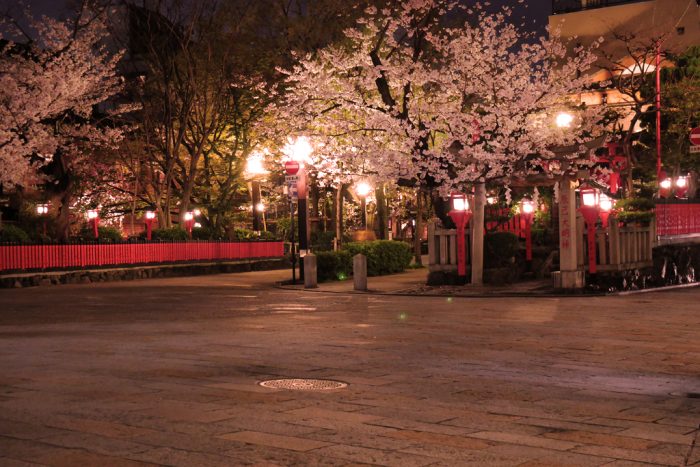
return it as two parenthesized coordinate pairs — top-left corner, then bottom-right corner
(0, 2), (128, 238)
(282, 1), (606, 210)
(0, 2), (124, 189)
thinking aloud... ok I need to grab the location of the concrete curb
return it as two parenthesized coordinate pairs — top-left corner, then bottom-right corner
(1, 258), (287, 289)
(273, 282), (609, 298)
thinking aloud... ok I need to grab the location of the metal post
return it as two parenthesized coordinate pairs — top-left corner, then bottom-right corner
(290, 200), (296, 284)
(656, 41), (662, 181)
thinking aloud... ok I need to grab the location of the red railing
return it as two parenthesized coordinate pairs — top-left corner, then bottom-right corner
(655, 202), (700, 237)
(0, 241), (284, 273)
(485, 207), (526, 238)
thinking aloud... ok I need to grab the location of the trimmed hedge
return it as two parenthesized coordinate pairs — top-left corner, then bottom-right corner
(342, 240), (412, 276)
(316, 250), (352, 282)
(0, 225), (31, 243)
(152, 227), (189, 241)
(484, 231), (519, 268)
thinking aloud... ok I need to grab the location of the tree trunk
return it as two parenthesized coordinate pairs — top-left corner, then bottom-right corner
(413, 189), (423, 266)
(471, 183), (486, 285)
(334, 184), (344, 249)
(375, 184), (387, 240)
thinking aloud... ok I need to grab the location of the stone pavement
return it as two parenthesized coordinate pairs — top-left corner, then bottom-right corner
(0, 269), (699, 466)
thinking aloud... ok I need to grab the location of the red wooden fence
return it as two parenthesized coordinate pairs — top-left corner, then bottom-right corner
(485, 207), (526, 238)
(0, 241), (284, 273)
(655, 203), (700, 237)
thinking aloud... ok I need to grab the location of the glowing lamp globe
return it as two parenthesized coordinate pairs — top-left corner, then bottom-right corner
(599, 194), (613, 212)
(355, 181), (372, 198)
(87, 210), (99, 220)
(183, 212), (194, 222)
(145, 211), (156, 220)
(556, 112), (574, 128)
(521, 199), (535, 215)
(255, 202), (265, 212)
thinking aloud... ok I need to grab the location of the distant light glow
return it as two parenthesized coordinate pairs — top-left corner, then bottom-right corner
(556, 112), (574, 128)
(581, 191), (597, 207)
(521, 199), (535, 214)
(183, 212), (194, 221)
(245, 152), (268, 176)
(356, 181), (372, 197)
(599, 194), (613, 212)
(255, 202), (265, 212)
(87, 210), (99, 220)
(145, 211), (156, 220)
(676, 176), (688, 188)
(660, 178), (672, 190)
(283, 136), (313, 164)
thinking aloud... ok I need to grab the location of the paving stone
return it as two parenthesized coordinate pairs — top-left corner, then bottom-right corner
(572, 444), (685, 465)
(542, 430), (659, 450)
(465, 431), (580, 451)
(218, 430), (333, 452)
(311, 444), (436, 466)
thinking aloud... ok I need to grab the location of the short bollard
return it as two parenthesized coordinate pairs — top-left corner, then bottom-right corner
(353, 253), (367, 291)
(303, 253), (317, 289)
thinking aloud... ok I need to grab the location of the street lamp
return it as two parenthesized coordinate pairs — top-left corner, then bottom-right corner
(578, 185), (600, 275)
(183, 211), (194, 239)
(36, 204), (49, 237)
(87, 209), (100, 240)
(675, 175), (689, 199)
(246, 152), (268, 232)
(659, 175), (673, 199)
(144, 210), (156, 241)
(283, 136), (313, 261)
(555, 111), (574, 128)
(355, 181), (372, 230)
(448, 192), (472, 278)
(598, 194), (614, 228)
(520, 198), (536, 262)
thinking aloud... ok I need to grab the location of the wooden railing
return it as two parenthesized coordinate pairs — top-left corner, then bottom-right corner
(577, 216), (655, 271)
(0, 241), (284, 273)
(427, 223), (472, 273)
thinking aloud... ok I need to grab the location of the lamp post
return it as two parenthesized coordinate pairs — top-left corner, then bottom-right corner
(355, 181), (372, 230)
(36, 204), (49, 237)
(87, 209), (100, 240)
(283, 137), (313, 273)
(255, 202), (267, 231)
(144, 210), (156, 241)
(578, 185), (600, 275)
(448, 192), (472, 278)
(520, 198), (535, 262)
(246, 152), (268, 232)
(183, 211), (194, 239)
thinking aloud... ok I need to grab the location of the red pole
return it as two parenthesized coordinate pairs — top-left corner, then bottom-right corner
(656, 41), (662, 181)
(92, 218), (99, 239)
(525, 221), (532, 262)
(146, 220), (152, 241)
(587, 223), (597, 275)
(456, 222), (467, 277)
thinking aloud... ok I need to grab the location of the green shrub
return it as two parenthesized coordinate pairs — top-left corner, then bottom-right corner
(77, 225), (123, 243)
(617, 210), (655, 225)
(151, 227), (188, 241)
(484, 231), (519, 268)
(616, 197), (655, 212)
(0, 224), (31, 243)
(231, 228), (254, 240)
(342, 240), (412, 276)
(256, 230), (277, 241)
(316, 250), (352, 282)
(311, 231), (336, 251)
(192, 226), (215, 240)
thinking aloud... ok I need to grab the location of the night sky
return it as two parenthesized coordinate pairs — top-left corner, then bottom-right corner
(1, 0), (553, 36)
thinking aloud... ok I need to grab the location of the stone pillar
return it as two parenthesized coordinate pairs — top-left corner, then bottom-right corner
(353, 254), (367, 291)
(471, 182), (486, 285)
(303, 253), (317, 289)
(554, 177), (584, 289)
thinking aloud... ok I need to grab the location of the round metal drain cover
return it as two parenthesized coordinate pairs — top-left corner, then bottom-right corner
(259, 378), (347, 391)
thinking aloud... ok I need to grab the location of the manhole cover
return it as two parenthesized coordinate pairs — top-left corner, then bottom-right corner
(259, 378), (347, 391)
